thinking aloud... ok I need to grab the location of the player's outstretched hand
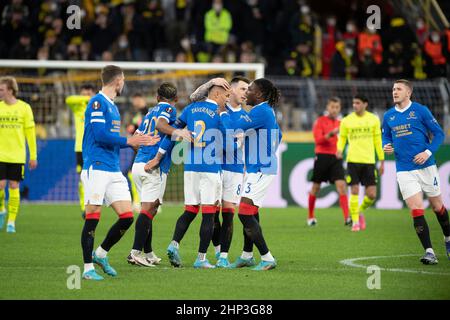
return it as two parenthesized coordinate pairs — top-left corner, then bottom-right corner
(211, 78), (230, 91)
(173, 128), (193, 142)
(336, 150), (343, 159)
(29, 159), (37, 170)
(127, 134), (160, 147)
(413, 151), (430, 165)
(383, 143), (394, 155)
(144, 158), (160, 173)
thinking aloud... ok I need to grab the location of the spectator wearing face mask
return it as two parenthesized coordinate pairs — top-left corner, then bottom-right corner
(409, 43), (432, 80)
(44, 29), (65, 60)
(358, 27), (383, 66)
(321, 15), (341, 79)
(343, 20), (359, 48)
(331, 41), (358, 80)
(415, 17), (429, 46)
(287, 42), (316, 77)
(66, 43), (80, 60)
(204, 0), (233, 55)
(289, 5), (315, 48)
(176, 36), (195, 63)
(84, 6), (118, 60)
(112, 34), (132, 61)
(424, 31), (447, 78)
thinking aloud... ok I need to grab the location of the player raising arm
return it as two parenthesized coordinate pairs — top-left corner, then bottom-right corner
(382, 79), (448, 264)
(80, 65), (160, 281)
(218, 78), (282, 271)
(190, 76), (250, 268)
(147, 84), (229, 269)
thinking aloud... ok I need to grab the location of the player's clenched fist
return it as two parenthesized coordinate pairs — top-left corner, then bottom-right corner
(127, 134), (160, 147)
(383, 143), (394, 155)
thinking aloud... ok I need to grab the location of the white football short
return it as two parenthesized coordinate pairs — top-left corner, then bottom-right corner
(396, 165), (441, 200)
(184, 171), (222, 205)
(222, 170), (244, 204)
(241, 172), (275, 207)
(81, 166), (131, 206)
(131, 162), (167, 203)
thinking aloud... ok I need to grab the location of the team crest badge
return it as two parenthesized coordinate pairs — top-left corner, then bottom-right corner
(407, 111), (416, 119)
(93, 101), (100, 110)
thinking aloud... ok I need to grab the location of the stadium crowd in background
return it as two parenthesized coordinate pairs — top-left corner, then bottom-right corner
(1, 0), (449, 79)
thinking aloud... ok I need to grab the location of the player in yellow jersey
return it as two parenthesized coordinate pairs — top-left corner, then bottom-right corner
(0, 76), (37, 233)
(66, 84), (96, 219)
(337, 95), (384, 232)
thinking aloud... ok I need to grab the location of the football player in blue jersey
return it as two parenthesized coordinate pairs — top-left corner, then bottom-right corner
(190, 76), (250, 268)
(382, 79), (449, 264)
(219, 78), (282, 271)
(80, 65), (160, 280)
(147, 84), (230, 269)
(127, 82), (191, 267)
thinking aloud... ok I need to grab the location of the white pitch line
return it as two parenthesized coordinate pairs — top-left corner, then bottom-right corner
(340, 254), (450, 276)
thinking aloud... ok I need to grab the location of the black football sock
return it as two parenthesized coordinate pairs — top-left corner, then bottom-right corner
(220, 211), (234, 253)
(239, 214), (269, 256)
(243, 212), (259, 252)
(172, 210), (197, 243)
(211, 209), (221, 247)
(143, 218), (154, 254)
(132, 213), (151, 251)
(434, 206), (450, 237)
(101, 217), (134, 251)
(198, 213), (215, 253)
(81, 218), (99, 263)
(413, 215), (432, 250)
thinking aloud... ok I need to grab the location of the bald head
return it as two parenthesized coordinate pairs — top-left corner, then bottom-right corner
(208, 85), (230, 108)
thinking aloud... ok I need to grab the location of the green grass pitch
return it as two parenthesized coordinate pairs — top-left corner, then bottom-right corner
(0, 204), (449, 300)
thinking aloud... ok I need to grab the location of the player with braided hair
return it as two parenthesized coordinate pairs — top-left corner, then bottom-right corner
(218, 78), (282, 271)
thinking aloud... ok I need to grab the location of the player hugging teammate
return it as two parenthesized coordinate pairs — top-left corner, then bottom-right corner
(145, 78), (283, 271)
